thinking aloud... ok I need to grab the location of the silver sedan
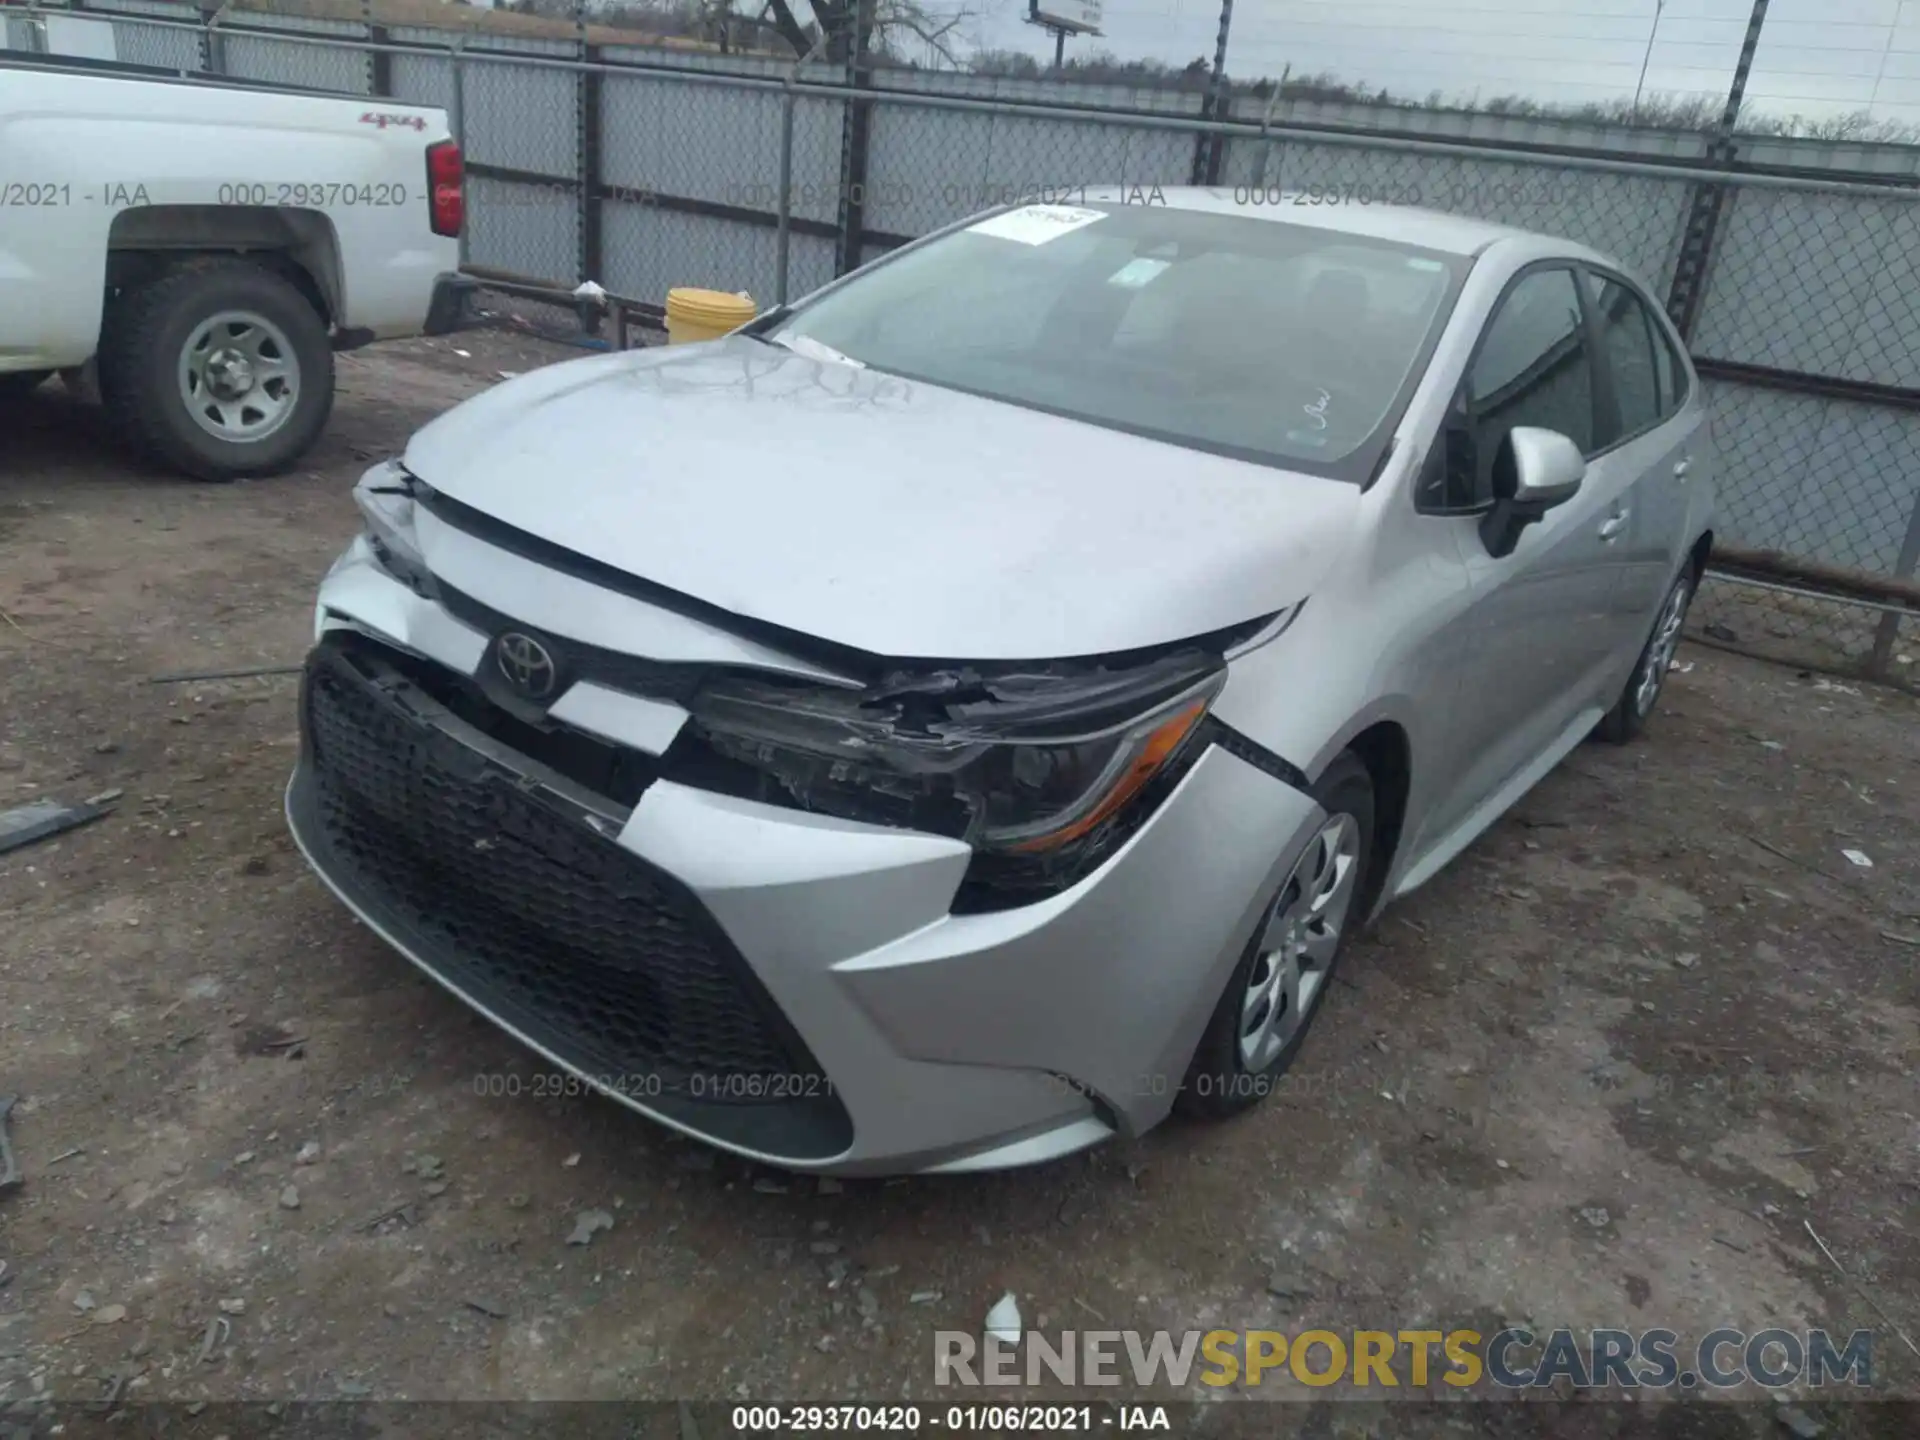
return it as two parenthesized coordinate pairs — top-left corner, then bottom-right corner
(288, 188), (1715, 1174)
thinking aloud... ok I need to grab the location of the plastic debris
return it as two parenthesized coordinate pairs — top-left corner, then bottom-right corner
(984, 1292), (1021, 1345)
(0, 1096), (19, 1192)
(573, 280), (608, 303)
(0, 798), (113, 856)
(566, 1209), (613, 1246)
(1842, 849), (1873, 869)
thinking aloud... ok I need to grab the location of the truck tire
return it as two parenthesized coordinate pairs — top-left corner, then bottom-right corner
(99, 259), (333, 482)
(0, 370), (52, 400)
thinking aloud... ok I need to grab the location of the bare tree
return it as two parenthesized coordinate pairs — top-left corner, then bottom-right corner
(711, 0), (974, 64)
(959, 47), (1920, 142)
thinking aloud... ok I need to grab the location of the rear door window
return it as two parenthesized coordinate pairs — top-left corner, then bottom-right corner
(1584, 274), (1664, 446)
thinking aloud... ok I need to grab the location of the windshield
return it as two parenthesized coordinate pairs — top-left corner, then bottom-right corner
(765, 202), (1470, 481)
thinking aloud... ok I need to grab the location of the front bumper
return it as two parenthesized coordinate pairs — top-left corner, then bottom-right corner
(289, 595), (1321, 1176)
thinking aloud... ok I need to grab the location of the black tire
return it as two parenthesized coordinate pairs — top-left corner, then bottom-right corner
(0, 370), (52, 400)
(1596, 568), (1695, 744)
(1176, 750), (1375, 1121)
(98, 259), (333, 482)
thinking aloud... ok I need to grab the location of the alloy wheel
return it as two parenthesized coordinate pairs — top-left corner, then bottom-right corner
(1238, 813), (1361, 1072)
(1635, 577), (1693, 717)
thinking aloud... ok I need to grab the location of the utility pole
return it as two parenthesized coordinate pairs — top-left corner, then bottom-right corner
(1716, 0), (1769, 137)
(1631, 0), (1664, 122)
(1192, 0), (1235, 184)
(1665, 0), (1769, 340)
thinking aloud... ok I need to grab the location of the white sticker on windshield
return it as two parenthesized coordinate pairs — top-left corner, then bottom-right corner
(1406, 257), (1445, 272)
(1107, 257), (1170, 289)
(967, 204), (1107, 246)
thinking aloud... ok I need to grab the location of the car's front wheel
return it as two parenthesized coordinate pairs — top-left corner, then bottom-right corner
(1177, 750), (1374, 1121)
(1597, 569), (1694, 744)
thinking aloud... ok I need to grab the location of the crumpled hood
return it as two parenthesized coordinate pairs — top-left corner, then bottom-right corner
(402, 335), (1361, 661)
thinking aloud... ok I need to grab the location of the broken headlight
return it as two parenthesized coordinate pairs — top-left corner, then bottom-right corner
(353, 461), (433, 597)
(668, 650), (1226, 906)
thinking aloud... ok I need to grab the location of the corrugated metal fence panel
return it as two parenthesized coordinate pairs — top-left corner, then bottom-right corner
(599, 58), (824, 305)
(452, 32), (580, 179)
(602, 199), (830, 308)
(1733, 135), (1920, 179)
(388, 44), (453, 113)
(1694, 187), (1920, 391)
(600, 61), (787, 209)
(1215, 138), (1693, 296)
(862, 99), (1198, 239)
(78, 0), (202, 70)
(223, 12), (367, 95)
(1703, 378), (1920, 575)
(467, 172), (580, 283)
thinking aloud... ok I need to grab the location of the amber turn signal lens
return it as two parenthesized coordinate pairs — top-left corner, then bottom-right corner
(1010, 699), (1209, 854)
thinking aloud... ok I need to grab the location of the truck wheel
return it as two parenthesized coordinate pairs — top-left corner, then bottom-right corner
(0, 370), (52, 400)
(99, 259), (333, 481)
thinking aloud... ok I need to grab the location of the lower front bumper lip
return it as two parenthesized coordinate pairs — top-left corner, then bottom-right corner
(283, 760), (850, 1166)
(283, 761), (1113, 1176)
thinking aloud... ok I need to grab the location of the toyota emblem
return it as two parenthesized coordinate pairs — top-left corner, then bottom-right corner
(495, 632), (558, 700)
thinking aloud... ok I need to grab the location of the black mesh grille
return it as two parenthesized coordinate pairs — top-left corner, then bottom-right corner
(297, 635), (847, 1149)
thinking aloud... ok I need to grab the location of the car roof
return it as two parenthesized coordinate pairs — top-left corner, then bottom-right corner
(1073, 184), (1605, 262)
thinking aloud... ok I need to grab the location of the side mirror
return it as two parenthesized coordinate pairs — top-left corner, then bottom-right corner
(1504, 426), (1586, 508)
(1480, 426), (1586, 559)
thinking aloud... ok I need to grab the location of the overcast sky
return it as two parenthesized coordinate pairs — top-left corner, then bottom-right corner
(954, 0), (1920, 127)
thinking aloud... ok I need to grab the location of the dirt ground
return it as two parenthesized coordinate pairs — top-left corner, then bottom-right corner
(2, 325), (1917, 1434)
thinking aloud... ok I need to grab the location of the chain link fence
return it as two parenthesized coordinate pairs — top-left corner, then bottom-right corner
(5, 0), (1918, 688)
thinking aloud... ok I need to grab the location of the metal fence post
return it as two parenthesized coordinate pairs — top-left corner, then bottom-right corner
(1191, 0), (1235, 184)
(1247, 85), (1282, 190)
(833, 0), (876, 279)
(578, 6), (604, 298)
(449, 35), (468, 268)
(1666, 0), (1768, 337)
(364, 0), (390, 99)
(199, 0), (228, 75)
(20, 0), (48, 55)
(1867, 496), (1920, 677)
(776, 72), (797, 305)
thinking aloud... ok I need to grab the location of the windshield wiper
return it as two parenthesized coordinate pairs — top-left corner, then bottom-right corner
(767, 333), (866, 369)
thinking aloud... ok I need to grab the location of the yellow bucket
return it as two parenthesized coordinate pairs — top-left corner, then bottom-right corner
(665, 287), (758, 345)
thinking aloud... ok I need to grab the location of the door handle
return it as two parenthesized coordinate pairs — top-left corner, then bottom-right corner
(1598, 512), (1629, 541)
(1673, 458), (1691, 480)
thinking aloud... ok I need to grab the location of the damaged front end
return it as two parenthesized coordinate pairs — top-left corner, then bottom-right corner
(345, 460), (1292, 913)
(663, 647), (1244, 912)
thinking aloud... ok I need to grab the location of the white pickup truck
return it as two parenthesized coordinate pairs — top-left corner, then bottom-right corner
(0, 54), (473, 479)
